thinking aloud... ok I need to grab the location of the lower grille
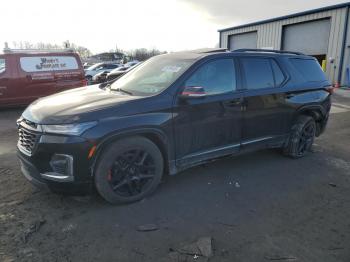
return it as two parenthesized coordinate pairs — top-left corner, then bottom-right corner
(18, 126), (40, 156)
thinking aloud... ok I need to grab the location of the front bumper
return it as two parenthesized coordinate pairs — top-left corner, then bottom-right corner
(18, 153), (49, 190)
(17, 131), (95, 195)
(18, 151), (93, 195)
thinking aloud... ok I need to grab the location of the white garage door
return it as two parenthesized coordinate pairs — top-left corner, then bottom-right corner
(229, 31), (257, 51)
(282, 19), (331, 55)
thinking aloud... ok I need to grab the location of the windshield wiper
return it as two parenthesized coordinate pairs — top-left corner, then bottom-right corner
(104, 83), (112, 90)
(115, 88), (133, 95)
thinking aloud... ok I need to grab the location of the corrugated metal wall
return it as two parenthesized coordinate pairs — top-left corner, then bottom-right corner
(220, 7), (348, 85)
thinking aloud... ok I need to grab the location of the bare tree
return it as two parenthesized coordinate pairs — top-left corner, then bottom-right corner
(10, 41), (92, 59)
(125, 48), (167, 61)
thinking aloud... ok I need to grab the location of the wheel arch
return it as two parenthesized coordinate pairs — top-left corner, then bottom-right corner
(295, 105), (326, 136)
(90, 128), (171, 177)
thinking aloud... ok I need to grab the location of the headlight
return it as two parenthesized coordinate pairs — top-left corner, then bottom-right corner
(41, 121), (97, 136)
(16, 116), (23, 127)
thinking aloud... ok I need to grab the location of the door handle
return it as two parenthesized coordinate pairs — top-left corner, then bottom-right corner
(0, 86), (6, 96)
(224, 97), (244, 107)
(223, 100), (241, 108)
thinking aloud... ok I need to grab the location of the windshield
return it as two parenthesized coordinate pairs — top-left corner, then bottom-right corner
(110, 55), (194, 96)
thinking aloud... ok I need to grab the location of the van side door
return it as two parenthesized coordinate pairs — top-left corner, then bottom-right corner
(18, 55), (59, 103)
(239, 56), (289, 149)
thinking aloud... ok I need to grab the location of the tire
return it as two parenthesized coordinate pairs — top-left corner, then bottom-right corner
(283, 115), (316, 158)
(94, 136), (164, 204)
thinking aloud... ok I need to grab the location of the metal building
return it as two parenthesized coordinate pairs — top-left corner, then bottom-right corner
(218, 2), (350, 87)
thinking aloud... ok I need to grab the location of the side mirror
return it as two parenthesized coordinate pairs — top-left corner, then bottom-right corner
(179, 86), (206, 99)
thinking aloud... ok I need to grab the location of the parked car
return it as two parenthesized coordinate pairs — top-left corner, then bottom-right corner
(0, 49), (86, 107)
(83, 62), (94, 69)
(93, 64), (142, 84)
(84, 63), (121, 82)
(17, 48), (332, 204)
(105, 66), (132, 82)
(91, 66), (127, 83)
(123, 60), (140, 68)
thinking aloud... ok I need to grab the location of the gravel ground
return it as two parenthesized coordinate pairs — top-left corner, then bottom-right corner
(0, 90), (350, 262)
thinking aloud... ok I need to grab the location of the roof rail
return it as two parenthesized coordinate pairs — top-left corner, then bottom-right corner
(194, 48), (228, 54)
(3, 47), (75, 54)
(232, 49), (304, 55)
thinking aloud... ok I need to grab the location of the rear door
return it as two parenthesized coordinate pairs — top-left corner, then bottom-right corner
(173, 57), (243, 166)
(239, 56), (290, 148)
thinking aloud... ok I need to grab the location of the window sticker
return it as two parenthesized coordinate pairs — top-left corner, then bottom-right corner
(161, 65), (182, 73)
(20, 56), (79, 72)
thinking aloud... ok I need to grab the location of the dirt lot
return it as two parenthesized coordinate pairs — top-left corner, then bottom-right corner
(1, 90), (350, 262)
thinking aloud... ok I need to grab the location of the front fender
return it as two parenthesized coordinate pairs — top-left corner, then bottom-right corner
(84, 112), (174, 176)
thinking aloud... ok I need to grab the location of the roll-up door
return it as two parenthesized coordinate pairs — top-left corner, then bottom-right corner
(229, 31), (257, 51)
(282, 19), (331, 55)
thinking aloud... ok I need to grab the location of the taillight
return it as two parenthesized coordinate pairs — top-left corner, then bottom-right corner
(326, 85), (335, 94)
(81, 79), (88, 86)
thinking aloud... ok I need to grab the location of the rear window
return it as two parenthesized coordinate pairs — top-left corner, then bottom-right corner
(0, 58), (5, 74)
(290, 58), (327, 82)
(20, 56), (79, 72)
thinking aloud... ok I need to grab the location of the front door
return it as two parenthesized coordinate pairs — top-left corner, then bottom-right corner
(173, 58), (243, 167)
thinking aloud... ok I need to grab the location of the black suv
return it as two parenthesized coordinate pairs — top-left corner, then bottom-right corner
(17, 49), (332, 204)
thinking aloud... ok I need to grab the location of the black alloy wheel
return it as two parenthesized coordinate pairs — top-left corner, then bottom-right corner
(283, 115), (316, 158)
(95, 137), (164, 204)
(107, 149), (156, 197)
(297, 120), (316, 156)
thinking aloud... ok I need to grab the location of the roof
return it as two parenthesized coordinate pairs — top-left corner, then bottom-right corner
(218, 1), (350, 32)
(163, 48), (310, 60)
(161, 48), (226, 60)
(2, 48), (75, 55)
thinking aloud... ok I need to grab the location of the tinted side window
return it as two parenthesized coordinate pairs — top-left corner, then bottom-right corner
(290, 58), (327, 82)
(0, 58), (5, 74)
(271, 60), (285, 86)
(185, 59), (236, 95)
(241, 58), (274, 89)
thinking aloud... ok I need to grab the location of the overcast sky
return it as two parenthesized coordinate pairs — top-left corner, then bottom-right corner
(0, 0), (347, 53)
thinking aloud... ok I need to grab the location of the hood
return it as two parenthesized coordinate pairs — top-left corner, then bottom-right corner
(22, 85), (142, 124)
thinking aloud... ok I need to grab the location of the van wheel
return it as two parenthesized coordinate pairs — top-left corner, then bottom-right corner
(283, 115), (316, 158)
(94, 137), (164, 204)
